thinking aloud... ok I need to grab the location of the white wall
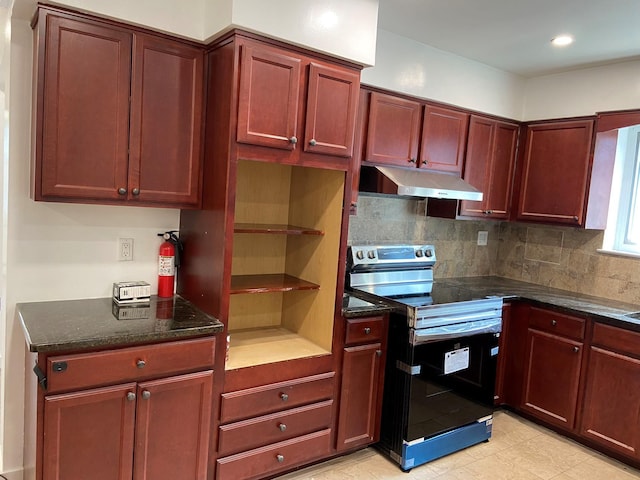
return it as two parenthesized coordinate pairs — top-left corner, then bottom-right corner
(522, 59), (640, 121)
(362, 29), (526, 120)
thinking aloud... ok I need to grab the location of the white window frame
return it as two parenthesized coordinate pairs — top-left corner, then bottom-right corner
(601, 125), (640, 257)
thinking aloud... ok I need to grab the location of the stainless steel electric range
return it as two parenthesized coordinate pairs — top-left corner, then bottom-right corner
(346, 244), (503, 472)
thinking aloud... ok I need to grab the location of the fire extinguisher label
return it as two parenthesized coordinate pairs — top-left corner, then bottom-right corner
(158, 256), (175, 276)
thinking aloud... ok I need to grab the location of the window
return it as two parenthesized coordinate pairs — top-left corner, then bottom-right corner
(602, 125), (640, 256)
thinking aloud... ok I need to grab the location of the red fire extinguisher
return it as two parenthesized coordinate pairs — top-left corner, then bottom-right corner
(157, 231), (182, 298)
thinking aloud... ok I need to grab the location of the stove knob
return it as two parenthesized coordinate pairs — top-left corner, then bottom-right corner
(424, 249), (433, 257)
(367, 250), (376, 259)
(356, 250), (364, 260)
(415, 249), (423, 257)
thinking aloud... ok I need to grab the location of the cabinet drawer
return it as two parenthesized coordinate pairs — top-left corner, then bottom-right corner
(46, 337), (215, 393)
(529, 307), (585, 340)
(220, 372), (334, 423)
(592, 322), (640, 358)
(218, 399), (332, 457)
(345, 316), (385, 345)
(216, 428), (331, 480)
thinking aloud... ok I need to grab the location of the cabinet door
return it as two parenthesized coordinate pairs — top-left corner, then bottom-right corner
(485, 121), (518, 218)
(365, 92), (421, 167)
(419, 105), (468, 173)
(336, 343), (383, 451)
(580, 347), (640, 459)
(43, 383), (136, 480)
(516, 119), (594, 225)
(521, 329), (583, 430)
(460, 116), (493, 216)
(304, 63), (359, 158)
(236, 43), (301, 150)
(38, 14), (131, 201)
(133, 371), (213, 480)
(129, 34), (204, 207)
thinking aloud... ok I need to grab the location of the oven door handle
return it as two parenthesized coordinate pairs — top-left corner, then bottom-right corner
(410, 317), (502, 345)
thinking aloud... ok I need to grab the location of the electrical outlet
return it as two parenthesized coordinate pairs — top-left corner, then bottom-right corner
(477, 231), (488, 246)
(118, 238), (134, 261)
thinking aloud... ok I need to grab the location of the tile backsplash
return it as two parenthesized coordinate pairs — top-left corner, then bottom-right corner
(349, 194), (640, 305)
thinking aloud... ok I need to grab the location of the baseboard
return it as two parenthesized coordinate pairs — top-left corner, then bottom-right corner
(1, 467), (24, 480)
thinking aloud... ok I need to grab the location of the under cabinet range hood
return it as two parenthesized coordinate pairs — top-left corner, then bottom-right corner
(372, 165), (483, 201)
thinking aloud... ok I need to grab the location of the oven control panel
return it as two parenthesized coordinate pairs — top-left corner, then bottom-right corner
(348, 244), (436, 267)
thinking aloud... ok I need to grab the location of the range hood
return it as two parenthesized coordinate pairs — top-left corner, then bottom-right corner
(373, 165), (483, 201)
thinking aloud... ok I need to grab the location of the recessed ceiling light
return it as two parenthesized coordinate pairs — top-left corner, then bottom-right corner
(551, 35), (574, 47)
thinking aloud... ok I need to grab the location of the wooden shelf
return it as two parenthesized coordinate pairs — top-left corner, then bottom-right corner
(234, 223), (324, 235)
(230, 274), (320, 294)
(226, 327), (330, 370)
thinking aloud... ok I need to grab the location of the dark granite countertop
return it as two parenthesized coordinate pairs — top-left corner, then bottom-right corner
(343, 276), (640, 332)
(342, 293), (393, 318)
(18, 295), (224, 353)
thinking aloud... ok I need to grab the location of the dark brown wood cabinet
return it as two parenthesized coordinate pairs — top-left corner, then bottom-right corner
(515, 118), (595, 225)
(460, 116), (519, 219)
(419, 105), (469, 173)
(33, 7), (204, 208)
(34, 337), (215, 480)
(520, 307), (585, 430)
(580, 323), (640, 460)
(337, 316), (387, 452)
(236, 39), (359, 163)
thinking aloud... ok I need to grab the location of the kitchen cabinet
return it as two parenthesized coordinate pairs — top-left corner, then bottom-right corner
(216, 372), (334, 479)
(494, 303), (530, 406)
(236, 39), (360, 164)
(520, 306), (585, 430)
(337, 315), (388, 451)
(35, 337), (215, 480)
(419, 105), (469, 173)
(460, 116), (519, 219)
(514, 118), (595, 225)
(33, 7), (204, 208)
(580, 323), (640, 460)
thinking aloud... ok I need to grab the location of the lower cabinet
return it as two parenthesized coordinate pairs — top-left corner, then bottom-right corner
(216, 372), (335, 480)
(580, 323), (640, 460)
(336, 315), (388, 452)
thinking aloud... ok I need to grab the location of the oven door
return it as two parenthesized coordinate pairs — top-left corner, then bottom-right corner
(403, 331), (499, 443)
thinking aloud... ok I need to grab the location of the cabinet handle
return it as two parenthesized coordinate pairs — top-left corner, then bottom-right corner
(126, 392), (136, 401)
(278, 423), (287, 432)
(408, 158), (416, 164)
(280, 393), (288, 401)
(118, 187), (127, 195)
(364, 327), (371, 335)
(131, 188), (140, 196)
(276, 454), (285, 463)
(136, 359), (146, 369)
(376, 349), (383, 357)
(309, 139), (317, 146)
(142, 390), (151, 400)
(573, 346), (580, 353)
(551, 320), (557, 326)
(289, 136), (297, 145)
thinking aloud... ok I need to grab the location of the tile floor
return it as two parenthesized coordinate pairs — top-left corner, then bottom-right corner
(276, 410), (640, 479)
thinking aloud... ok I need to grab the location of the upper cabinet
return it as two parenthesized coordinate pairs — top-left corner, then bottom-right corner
(420, 105), (469, 174)
(236, 39), (360, 166)
(32, 7), (204, 208)
(460, 116), (519, 219)
(514, 118), (595, 226)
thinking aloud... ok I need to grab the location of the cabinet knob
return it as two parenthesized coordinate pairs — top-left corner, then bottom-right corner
(364, 327), (371, 335)
(126, 392), (136, 401)
(278, 423), (287, 432)
(573, 346), (580, 353)
(280, 393), (288, 401)
(573, 216), (579, 222)
(136, 359), (146, 369)
(118, 187), (127, 195)
(309, 139), (317, 146)
(551, 320), (557, 327)
(276, 454), (285, 463)
(131, 187), (140, 196)
(408, 158), (416, 164)
(142, 390), (151, 400)
(289, 136), (297, 145)
(376, 349), (383, 357)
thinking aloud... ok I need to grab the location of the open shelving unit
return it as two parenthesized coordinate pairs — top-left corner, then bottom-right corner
(225, 160), (345, 370)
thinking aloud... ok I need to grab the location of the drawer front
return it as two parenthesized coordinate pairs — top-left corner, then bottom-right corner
(220, 372), (334, 423)
(529, 307), (585, 340)
(218, 399), (333, 457)
(345, 316), (384, 345)
(592, 322), (640, 358)
(46, 337), (215, 393)
(216, 428), (331, 480)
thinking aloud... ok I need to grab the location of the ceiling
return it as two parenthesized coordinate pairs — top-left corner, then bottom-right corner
(377, 0), (640, 78)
